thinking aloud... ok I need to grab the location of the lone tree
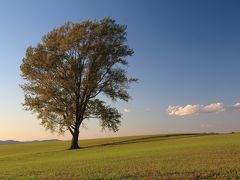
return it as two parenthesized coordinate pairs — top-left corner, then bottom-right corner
(20, 17), (136, 149)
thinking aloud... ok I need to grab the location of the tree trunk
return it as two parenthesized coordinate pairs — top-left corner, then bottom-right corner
(70, 130), (80, 150)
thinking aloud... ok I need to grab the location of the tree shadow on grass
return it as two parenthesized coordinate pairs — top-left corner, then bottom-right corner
(80, 133), (217, 149)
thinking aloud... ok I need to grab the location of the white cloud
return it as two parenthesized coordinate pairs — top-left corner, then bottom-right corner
(123, 108), (131, 113)
(233, 103), (240, 111)
(167, 105), (199, 116)
(201, 103), (225, 113)
(167, 102), (240, 116)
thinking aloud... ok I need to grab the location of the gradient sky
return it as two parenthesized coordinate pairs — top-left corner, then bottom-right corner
(0, 0), (240, 141)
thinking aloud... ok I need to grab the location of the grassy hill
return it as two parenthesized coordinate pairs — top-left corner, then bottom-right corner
(0, 133), (240, 179)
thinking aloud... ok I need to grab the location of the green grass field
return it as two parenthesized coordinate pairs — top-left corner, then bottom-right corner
(0, 133), (240, 179)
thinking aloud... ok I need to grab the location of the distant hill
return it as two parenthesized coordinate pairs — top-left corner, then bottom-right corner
(0, 140), (20, 145)
(0, 139), (61, 145)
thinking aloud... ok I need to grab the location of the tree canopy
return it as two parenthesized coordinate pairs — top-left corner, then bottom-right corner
(20, 17), (136, 149)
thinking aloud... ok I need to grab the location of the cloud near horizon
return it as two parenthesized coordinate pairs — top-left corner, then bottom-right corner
(167, 102), (240, 116)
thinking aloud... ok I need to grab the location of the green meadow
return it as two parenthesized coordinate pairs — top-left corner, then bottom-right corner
(0, 133), (240, 179)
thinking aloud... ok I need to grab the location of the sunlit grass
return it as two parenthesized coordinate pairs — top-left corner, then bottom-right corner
(0, 133), (240, 179)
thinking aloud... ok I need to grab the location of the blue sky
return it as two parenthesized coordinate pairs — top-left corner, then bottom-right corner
(0, 0), (240, 140)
